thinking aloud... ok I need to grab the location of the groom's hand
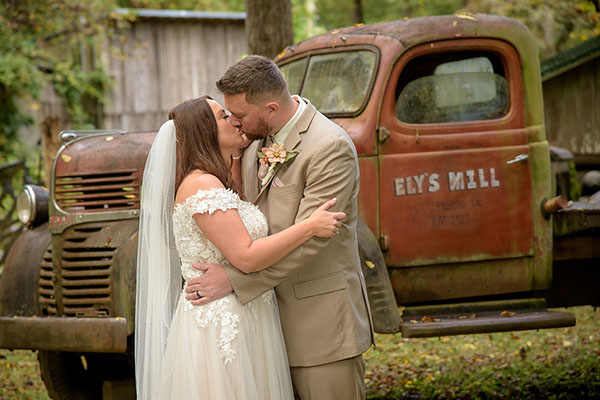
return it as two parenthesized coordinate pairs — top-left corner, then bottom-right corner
(184, 263), (233, 306)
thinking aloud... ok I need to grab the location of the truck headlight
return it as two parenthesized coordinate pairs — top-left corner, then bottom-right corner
(16, 184), (49, 228)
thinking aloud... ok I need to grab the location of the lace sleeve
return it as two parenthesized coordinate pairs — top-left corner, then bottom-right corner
(182, 187), (240, 216)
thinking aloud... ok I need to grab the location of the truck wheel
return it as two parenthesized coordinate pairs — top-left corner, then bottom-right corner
(38, 351), (102, 400)
(357, 220), (402, 333)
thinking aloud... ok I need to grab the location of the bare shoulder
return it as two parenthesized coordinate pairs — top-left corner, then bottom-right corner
(175, 171), (224, 204)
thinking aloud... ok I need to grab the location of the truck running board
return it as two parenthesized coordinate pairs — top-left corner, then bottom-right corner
(399, 298), (575, 338)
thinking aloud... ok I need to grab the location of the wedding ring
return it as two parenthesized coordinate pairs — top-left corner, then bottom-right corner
(196, 290), (201, 299)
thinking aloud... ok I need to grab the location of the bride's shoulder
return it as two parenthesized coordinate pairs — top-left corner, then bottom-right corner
(176, 171), (226, 204)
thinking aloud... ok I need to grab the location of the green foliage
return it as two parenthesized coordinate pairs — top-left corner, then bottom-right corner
(299, 0), (599, 60)
(314, 0), (469, 33)
(462, 0), (600, 58)
(0, 0), (126, 162)
(52, 59), (111, 129)
(291, 0), (327, 42)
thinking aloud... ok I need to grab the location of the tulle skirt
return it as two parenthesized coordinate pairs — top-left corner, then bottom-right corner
(154, 290), (294, 399)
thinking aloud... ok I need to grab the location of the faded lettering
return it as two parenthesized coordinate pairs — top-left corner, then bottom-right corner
(394, 177), (405, 196)
(490, 168), (500, 187)
(394, 167), (501, 196)
(431, 213), (472, 229)
(478, 168), (489, 188)
(448, 171), (465, 191)
(428, 173), (440, 193)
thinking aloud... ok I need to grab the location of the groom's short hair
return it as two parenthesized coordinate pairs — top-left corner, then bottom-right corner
(216, 55), (288, 105)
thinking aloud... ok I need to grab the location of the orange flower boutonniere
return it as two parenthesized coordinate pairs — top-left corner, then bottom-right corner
(257, 142), (300, 167)
(257, 142), (300, 185)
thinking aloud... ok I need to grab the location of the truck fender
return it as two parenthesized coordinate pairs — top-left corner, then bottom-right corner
(357, 219), (401, 333)
(0, 223), (50, 316)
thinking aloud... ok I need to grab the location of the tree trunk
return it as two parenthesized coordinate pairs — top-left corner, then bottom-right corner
(41, 116), (61, 186)
(245, 0), (294, 59)
(351, 0), (364, 25)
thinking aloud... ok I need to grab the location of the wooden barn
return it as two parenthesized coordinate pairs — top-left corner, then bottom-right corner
(103, 8), (247, 132)
(35, 8), (247, 181)
(542, 36), (600, 168)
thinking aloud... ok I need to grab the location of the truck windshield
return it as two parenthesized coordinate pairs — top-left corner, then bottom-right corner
(396, 55), (510, 124)
(280, 50), (377, 115)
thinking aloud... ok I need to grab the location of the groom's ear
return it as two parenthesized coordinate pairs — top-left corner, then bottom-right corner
(265, 101), (279, 115)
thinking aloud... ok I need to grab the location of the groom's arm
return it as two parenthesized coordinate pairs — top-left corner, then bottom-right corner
(185, 134), (358, 306)
(227, 134), (358, 304)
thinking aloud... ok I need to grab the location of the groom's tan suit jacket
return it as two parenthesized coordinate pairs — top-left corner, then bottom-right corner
(225, 101), (374, 367)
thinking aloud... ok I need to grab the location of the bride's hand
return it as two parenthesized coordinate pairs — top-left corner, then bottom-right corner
(307, 198), (346, 238)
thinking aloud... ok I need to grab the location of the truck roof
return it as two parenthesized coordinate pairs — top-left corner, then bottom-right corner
(278, 14), (537, 62)
(276, 13), (544, 129)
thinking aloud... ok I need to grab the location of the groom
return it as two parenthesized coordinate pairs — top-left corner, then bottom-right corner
(185, 55), (374, 399)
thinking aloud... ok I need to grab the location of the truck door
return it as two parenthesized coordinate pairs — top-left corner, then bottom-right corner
(378, 39), (542, 303)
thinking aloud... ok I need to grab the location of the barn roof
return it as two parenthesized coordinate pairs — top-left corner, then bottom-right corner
(114, 8), (246, 23)
(541, 36), (600, 81)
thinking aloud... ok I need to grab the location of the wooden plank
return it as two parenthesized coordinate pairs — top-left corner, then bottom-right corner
(177, 23), (194, 103)
(100, 19), (247, 131)
(131, 23), (159, 114)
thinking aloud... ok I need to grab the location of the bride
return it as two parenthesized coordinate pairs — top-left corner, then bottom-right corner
(135, 96), (345, 399)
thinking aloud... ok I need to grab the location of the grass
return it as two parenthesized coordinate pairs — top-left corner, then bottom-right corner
(0, 306), (599, 399)
(364, 306), (600, 399)
(0, 350), (48, 400)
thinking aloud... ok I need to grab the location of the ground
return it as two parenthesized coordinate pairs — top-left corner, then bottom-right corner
(0, 306), (598, 399)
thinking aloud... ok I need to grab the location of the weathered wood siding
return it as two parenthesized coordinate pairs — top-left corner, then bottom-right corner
(103, 18), (246, 132)
(543, 56), (600, 157)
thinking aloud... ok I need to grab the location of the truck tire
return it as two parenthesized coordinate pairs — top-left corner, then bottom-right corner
(357, 220), (401, 333)
(38, 351), (102, 400)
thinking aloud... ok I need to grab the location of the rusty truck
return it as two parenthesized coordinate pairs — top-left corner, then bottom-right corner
(1, 14), (599, 399)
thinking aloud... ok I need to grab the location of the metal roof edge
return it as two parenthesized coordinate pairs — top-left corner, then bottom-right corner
(114, 8), (246, 22)
(541, 36), (600, 82)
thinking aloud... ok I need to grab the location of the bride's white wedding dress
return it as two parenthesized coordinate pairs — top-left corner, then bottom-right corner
(155, 187), (294, 399)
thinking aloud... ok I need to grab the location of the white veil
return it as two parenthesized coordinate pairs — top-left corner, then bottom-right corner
(135, 119), (181, 399)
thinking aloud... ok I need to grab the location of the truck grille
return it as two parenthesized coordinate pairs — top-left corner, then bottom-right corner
(38, 224), (116, 317)
(38, 247), (56, 316)
(54, 169), (140, 212)
(61, 224), (115, 317)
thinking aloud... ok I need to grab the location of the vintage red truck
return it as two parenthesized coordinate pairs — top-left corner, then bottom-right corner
(1, 13), (598, 398)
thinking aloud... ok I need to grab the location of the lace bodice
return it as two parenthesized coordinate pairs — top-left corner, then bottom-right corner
(172, 187), (271, 364)
(173, 187), (268, 279)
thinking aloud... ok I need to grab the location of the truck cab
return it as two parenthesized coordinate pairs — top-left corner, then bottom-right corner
(275, 14), (579, 336)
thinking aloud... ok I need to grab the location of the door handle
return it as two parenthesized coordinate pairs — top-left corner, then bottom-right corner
(506, 154), (528, 164)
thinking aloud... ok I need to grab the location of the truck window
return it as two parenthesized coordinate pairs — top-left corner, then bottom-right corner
(396, 53), (509, 124)
(279, 50), (377, 115)
(280, 57), (307, 95)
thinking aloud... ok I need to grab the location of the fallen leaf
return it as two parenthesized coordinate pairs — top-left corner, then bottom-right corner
(455, 12), (477, 21)
(500, 311), (515, 317)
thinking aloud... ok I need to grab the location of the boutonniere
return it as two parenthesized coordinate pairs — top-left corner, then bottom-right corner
(257, 142), (300, 185)
(258, 142), (300, 166)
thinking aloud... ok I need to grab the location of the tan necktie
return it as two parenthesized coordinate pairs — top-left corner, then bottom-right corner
(257, 136), (272, 186)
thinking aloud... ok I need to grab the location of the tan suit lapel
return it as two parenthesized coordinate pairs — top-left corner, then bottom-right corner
(253, 103), (317, 204)
(242, 140), (261, 202)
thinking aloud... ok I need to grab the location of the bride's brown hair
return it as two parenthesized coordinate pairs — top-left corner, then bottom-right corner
(169, 96), (242, 197)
